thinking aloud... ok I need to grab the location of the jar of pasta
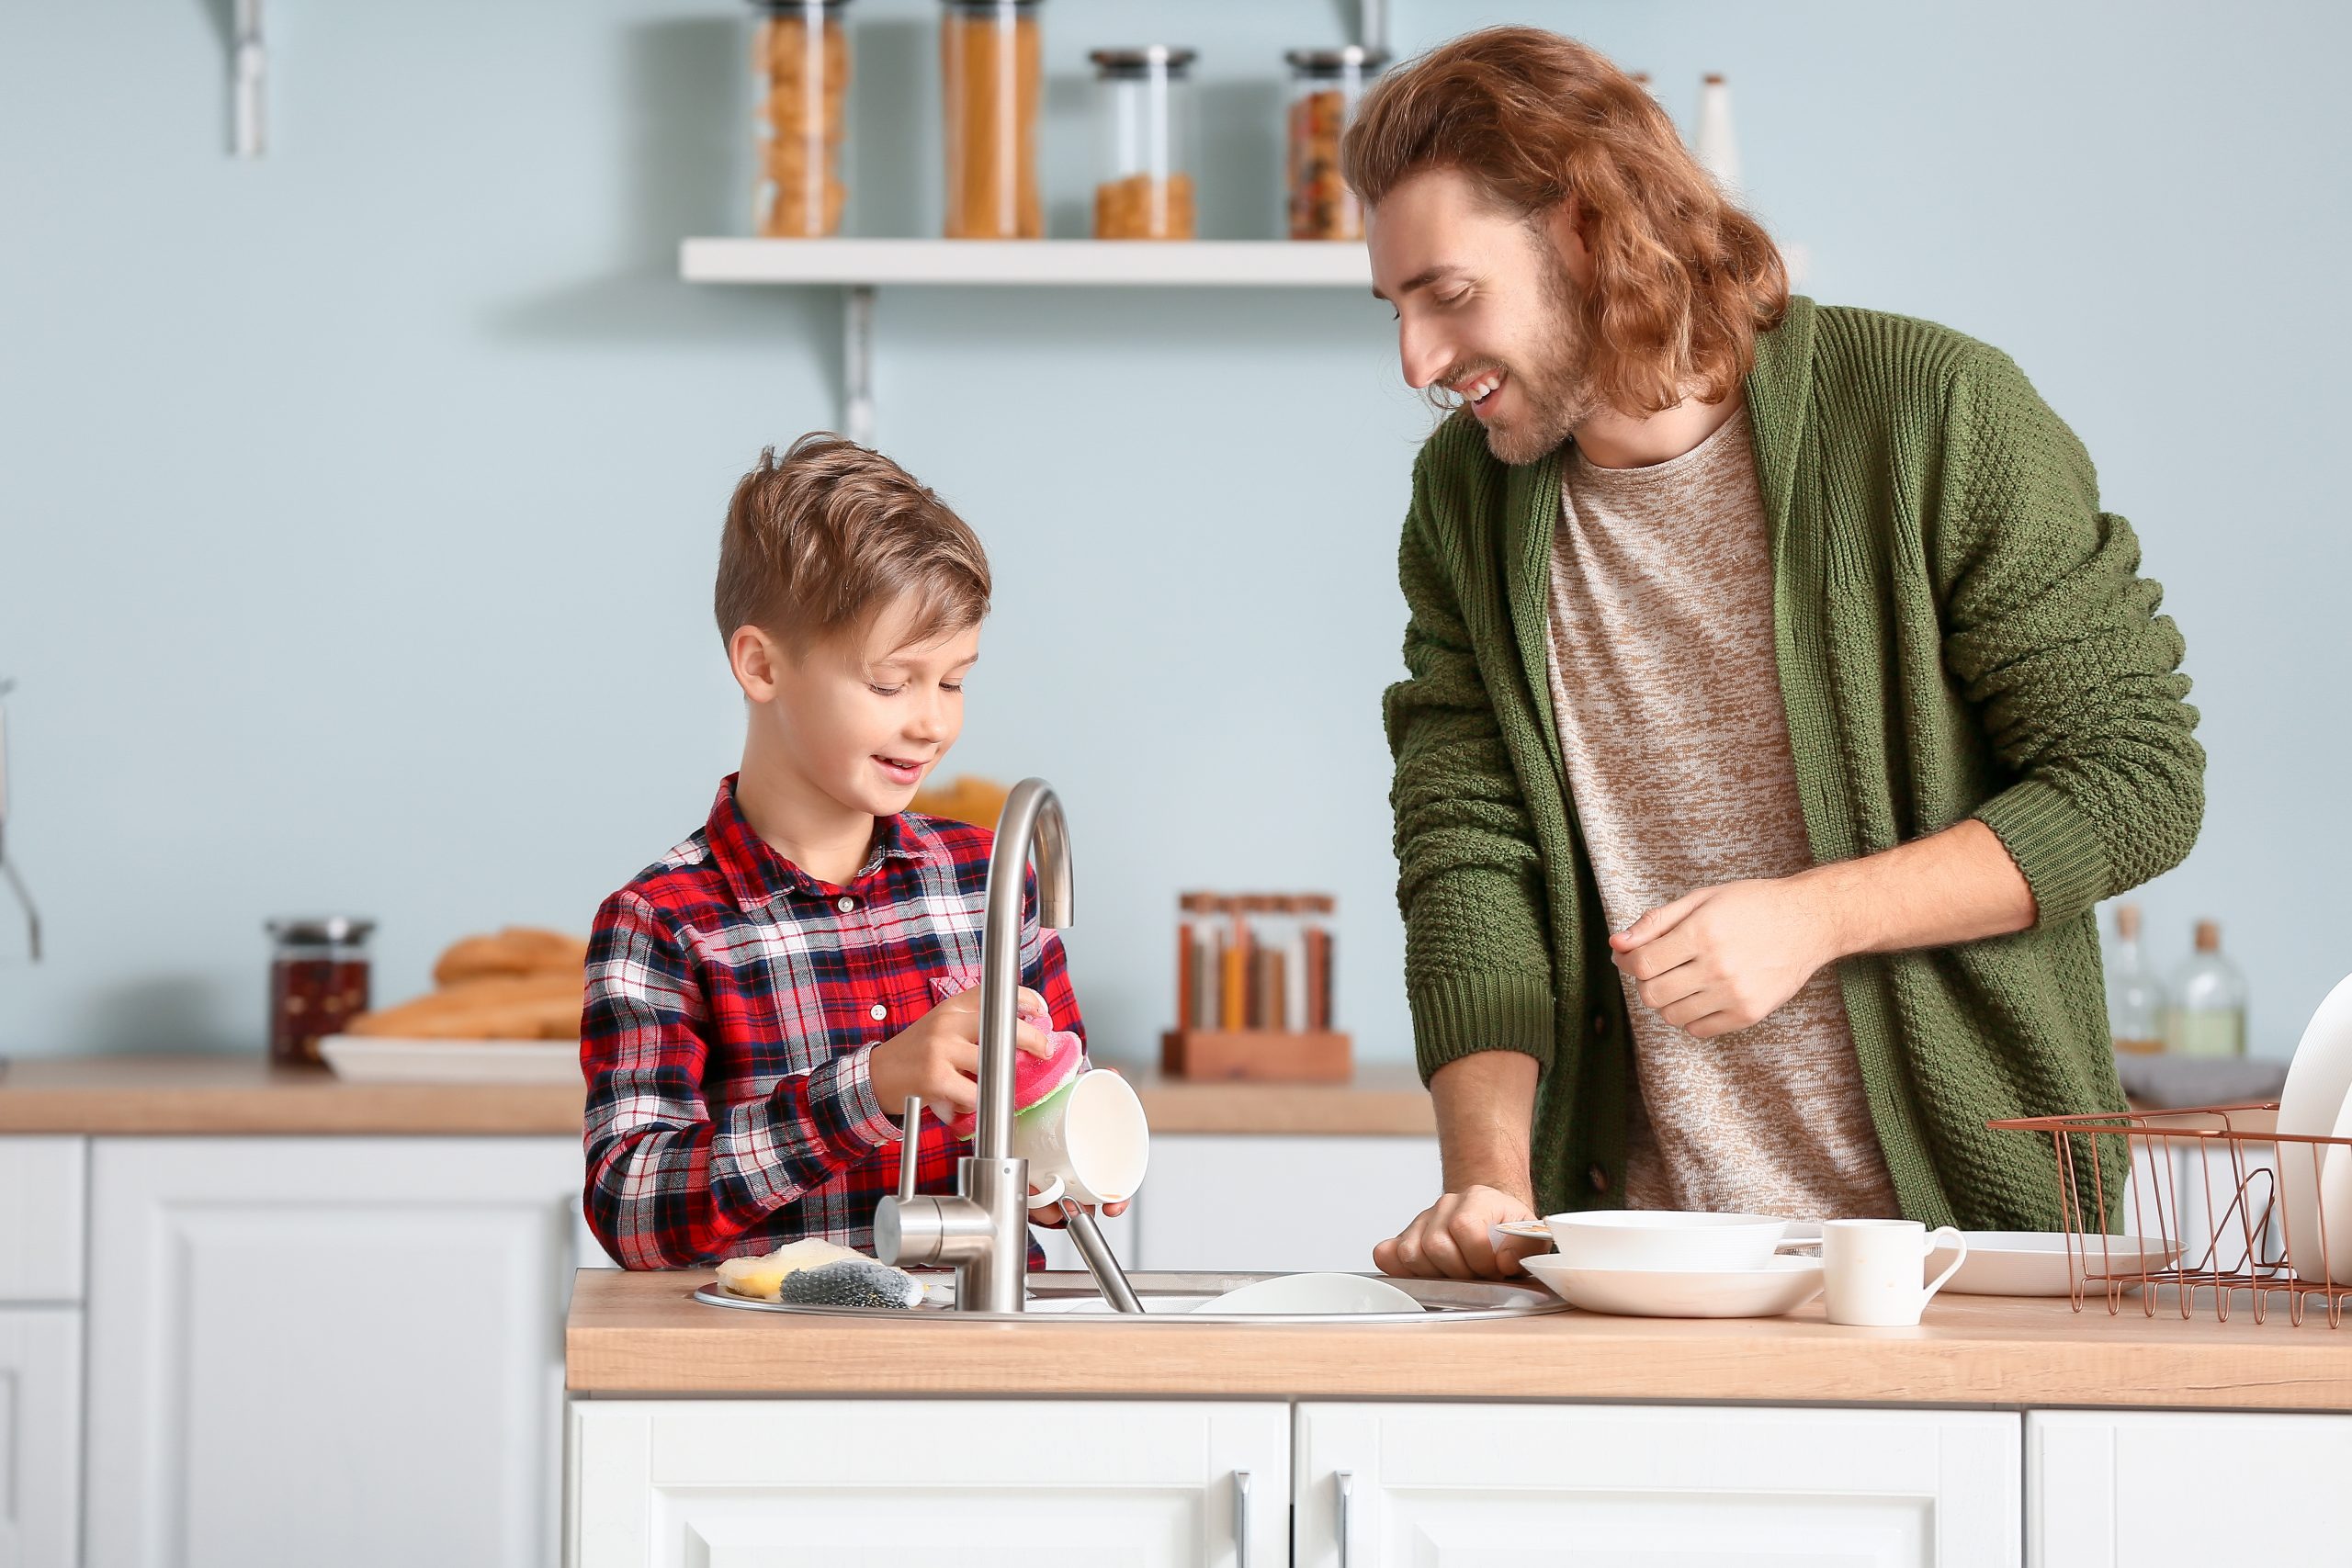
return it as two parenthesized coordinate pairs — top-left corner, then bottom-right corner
(1284, 45), (1386, 241)
(1088, 47), (1196, 241)
(942, 0), (1044, 239)
(752, 0), (853, 238)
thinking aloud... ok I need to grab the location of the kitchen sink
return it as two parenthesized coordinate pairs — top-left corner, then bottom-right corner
(695, 1269), (1566, 1325)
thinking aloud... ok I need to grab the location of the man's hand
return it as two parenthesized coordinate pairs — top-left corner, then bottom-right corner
(1610, 877), (1838, 1041)
(867, 986), (1054, 1118)
(1374, 1184), (1543, 1280)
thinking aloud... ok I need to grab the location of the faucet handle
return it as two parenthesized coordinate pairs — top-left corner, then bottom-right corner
(896, 1096), (922, 1202)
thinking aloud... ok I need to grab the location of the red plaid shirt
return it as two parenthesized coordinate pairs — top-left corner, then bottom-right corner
(581, 776), (1083, 1269)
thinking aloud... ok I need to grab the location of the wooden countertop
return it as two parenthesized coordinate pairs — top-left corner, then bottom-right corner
(0, 1055), (1434, 1138)
(566, 1268), (2352, 1411)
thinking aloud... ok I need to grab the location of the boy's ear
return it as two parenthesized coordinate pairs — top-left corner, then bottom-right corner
(728, 625), (786, 702)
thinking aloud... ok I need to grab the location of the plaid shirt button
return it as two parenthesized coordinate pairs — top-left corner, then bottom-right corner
(869, 1002), (888, 1021)
(836, 896), (856, 912)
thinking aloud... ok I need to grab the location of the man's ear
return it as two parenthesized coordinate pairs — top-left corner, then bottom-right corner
(1547, 197), (1595, 289)
(728, 625), (785, 702)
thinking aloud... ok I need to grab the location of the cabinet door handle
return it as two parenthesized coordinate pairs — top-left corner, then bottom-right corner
(1232, 1468), (1252, 1568)
(1336, 1469), (1356, 1568)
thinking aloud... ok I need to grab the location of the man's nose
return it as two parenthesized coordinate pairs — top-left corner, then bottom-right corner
(1398, 316), (1451, 391)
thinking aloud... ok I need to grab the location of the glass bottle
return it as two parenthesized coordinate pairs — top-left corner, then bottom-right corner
(2103, 903), (2165, 1055)
(266, 917), (375, 1067)
(1089, 47), (1197, 240)
(2162, 919), (2248, 1058)
(1694, 72), (1739, 189)
(1300, 892), (1337, 1032)
(941, 0), (1044, 239)
(751, 0), (854, 237)
(1283, 46), (1386, 240)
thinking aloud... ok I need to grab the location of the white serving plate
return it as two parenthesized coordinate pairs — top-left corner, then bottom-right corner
(318, 1035), (580, 1085)
(1192, 1272), (1423, 1316)
(1544, 1210), (1789, 1271)
(1926, 1231), (2181, 1296)
(2280, 971), (2352, 1281)
(1521, 1254), (1825, 1319)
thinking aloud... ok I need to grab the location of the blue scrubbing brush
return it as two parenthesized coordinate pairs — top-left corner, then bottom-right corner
(774, 1258), (924, 1310)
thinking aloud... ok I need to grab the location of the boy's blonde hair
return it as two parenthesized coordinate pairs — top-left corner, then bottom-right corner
(715, 434), (992, 651)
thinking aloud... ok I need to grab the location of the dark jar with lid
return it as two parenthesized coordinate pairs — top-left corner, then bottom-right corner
(266, 916), (374, 1066)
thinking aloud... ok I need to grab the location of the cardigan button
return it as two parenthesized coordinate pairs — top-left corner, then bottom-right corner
(1586, 1163), (1610, 1194)
(1591, 1010), (1610, 1039)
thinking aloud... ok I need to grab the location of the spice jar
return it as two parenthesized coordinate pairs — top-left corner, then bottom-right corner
(1284, 46), (1386, 241)
(752, 0), (853, 237)
(1089, 47), (1196, 241)
(266, 917), (374, 1067)
(942, 0), (1044, 239)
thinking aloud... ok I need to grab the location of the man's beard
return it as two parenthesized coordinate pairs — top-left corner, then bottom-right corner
(1470, 251), (1600, 466)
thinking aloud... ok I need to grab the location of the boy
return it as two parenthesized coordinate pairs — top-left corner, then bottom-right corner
(582, 434), (1107, 1269)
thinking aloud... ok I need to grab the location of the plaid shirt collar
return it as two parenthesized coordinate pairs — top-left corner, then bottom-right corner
(705, 773), (933, 911)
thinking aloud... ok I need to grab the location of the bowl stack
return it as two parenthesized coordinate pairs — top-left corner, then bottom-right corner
(1518, 1212), (1823, 1319)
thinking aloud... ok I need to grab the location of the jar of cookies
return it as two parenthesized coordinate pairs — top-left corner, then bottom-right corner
(751, 0), (853, 238)
(1089, 47), (1196, 241)
(265, 916), (374, 1067)
(942, 0), (1044, 239)
(1284, 46), (1387, 241)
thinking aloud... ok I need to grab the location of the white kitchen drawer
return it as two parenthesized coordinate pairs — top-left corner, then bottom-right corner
(0, 1306), (82, 1566)
(1298, 1402), (2023, 1566)
(2030, 1409), (2352, 1562)
(568, 1398), (1288, 1568)
(0, 1136), (85, 1302)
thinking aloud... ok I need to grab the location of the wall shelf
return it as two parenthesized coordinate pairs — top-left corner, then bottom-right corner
(679, 238), (1374, 290)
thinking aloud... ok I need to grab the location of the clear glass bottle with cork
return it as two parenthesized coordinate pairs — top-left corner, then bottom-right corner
(2163, 919), (2248, 1058)
(2103, 902), (2165, 1055)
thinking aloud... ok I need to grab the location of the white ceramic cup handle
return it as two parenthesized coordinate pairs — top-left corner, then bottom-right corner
(1920, 1225), (1968, 1303)
(1027, 1172), (1066, 1208)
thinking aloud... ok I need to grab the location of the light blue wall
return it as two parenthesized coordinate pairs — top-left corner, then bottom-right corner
(3, 1), (2345, 1064)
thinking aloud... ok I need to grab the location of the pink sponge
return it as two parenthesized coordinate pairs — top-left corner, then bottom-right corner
(946, 1028), (1082, 1140)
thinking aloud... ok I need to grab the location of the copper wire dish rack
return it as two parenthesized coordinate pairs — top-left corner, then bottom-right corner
(1987, 1102), (2352, 1326)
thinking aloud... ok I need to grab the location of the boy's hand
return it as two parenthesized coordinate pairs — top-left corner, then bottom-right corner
(867, 985), (1055, 1121)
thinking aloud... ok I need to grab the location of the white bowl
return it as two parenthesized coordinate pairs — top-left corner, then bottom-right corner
(2278, 971), (2352, 1282)
(1192, 1272), (1422, 1315)
(1544, 1210), (1790, 1272)
(1523, 1254), (1824, 1319)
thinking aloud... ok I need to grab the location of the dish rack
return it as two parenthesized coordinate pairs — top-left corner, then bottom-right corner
(1987, 1102), (2352, 1326)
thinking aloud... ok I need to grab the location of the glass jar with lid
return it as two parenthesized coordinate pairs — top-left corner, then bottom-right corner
(751, 0), (854, 237)
(1284, 45), (1387, 241)
(265, 916), (374, 1067)
(1089, 46), (1197, 241)
(942, 0), (1044, 239)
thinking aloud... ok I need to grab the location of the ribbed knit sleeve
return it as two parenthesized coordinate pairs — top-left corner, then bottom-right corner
(1385, 437), (1557, 1082)
(1933, 346), (2205, 925)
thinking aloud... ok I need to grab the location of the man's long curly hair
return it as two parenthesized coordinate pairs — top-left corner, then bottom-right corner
(1342, 27), (1789, 416)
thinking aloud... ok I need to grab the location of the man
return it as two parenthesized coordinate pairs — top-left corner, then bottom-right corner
(1354, 28), (2202, 1280)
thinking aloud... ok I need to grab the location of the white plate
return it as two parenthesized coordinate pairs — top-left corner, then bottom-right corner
(1193, 1272), (1422, 1316)
(1521, 1254), (1824, 1319)
(1926, 1232), (2181, 1296)
(2278, 972), (2352, 1281)
(318, 1035), (581, 1084)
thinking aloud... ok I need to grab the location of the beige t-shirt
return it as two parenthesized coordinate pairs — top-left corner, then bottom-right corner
(1544, 406), (1898, 1221)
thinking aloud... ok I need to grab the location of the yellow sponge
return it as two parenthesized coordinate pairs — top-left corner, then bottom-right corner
(715, 1238), (864, 1300)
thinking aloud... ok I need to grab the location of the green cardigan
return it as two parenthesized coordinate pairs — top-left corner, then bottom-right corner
(1385, 296), (2203, 1228)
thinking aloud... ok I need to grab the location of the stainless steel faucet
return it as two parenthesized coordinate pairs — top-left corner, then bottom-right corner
(874, 777), (1076, 1314)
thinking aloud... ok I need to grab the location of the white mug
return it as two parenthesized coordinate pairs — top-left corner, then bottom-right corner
(1014, 1069), (1149, 1207)
(1822, 1219), (1968, 1326)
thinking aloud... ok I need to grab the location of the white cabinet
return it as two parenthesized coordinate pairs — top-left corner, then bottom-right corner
(568, 1398), (1289, 1568)
(2030, 1410), (2352, 1562)
(0, 1137), (85, 1302)
(84, 1136), (587, 1568)
(1136, 1134), (1439, 1273)
(0, 1307), (82, 1567)
(1295, 1403), (2022, 1566)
